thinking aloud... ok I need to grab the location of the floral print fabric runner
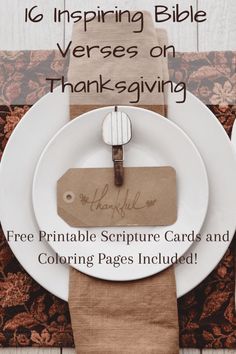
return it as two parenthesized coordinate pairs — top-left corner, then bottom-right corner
(0, 51), (235, 348)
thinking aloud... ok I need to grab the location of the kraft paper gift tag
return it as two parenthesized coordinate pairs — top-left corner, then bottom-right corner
(57, 167), (177, 227)
(68, 12), (179, 354)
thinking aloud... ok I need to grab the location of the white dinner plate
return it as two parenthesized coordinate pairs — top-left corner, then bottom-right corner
(0, 87), (236, 299)
(32, 106), (209, 281)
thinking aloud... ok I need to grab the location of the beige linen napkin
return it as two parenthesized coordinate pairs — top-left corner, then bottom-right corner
(68, 12), (179, 354)
(69, 12), (166, 118)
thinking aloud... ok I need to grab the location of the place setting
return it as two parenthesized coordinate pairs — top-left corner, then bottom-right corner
(0, 10), (236, 354)
(1, 83), (236, 298)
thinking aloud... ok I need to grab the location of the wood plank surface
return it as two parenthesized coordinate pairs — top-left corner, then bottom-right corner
(0, 0), (64, 50)
(198, 0), (236, 51)
(202, 350), (236, 354)
(0, 349), (60, 354)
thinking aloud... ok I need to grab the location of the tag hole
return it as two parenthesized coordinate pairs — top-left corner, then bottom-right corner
(63, 192), (75, 204)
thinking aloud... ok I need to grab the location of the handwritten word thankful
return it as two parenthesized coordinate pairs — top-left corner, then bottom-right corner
(79, 184), (157, 218)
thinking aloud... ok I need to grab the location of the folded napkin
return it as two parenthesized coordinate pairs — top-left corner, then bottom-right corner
(69, 12), (166, 118)
(68, 12), (179, 354)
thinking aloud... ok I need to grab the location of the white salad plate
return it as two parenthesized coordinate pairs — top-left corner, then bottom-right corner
(0, 87), (236, 299)
(32, 106), (209, 281)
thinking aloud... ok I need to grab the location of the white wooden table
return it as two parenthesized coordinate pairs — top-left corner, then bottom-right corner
(0, 1), (235, 353)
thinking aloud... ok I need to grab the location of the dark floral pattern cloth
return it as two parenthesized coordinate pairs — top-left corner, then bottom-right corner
(0, 50), (235, 348)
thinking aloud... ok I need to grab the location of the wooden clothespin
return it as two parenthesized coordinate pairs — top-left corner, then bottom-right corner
(102, 106), (132, 186)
